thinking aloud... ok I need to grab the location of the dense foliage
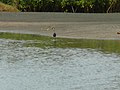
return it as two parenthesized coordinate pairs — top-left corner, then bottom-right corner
(0, 0), (120, 13)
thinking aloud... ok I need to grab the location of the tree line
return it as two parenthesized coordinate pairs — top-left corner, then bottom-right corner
(0, 0), (120, 13)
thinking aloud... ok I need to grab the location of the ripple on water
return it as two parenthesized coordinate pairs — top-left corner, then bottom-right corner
(0, 39), (120, 90)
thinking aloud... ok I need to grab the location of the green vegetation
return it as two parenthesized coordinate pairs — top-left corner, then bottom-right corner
(0, 0), (120, 13)
(0, 32), (120, 54)
(0, 2), (19, 12)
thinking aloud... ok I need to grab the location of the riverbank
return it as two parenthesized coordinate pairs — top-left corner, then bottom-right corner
(0, 12), (120, 39)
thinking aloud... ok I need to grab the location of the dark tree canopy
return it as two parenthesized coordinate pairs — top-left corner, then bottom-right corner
(0, 0), (120, 13)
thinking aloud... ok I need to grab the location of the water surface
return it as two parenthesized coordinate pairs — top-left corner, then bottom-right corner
(0, 39), (120, 90)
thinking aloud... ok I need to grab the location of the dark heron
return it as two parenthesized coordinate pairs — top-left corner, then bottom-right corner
(53, 32), (56, 37)
(52, 27), (56, 37)
(52, 27), (56, 47)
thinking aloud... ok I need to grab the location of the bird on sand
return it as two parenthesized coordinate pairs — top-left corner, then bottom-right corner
(53, 32), (56, 37)
(52, 27), (56, 37)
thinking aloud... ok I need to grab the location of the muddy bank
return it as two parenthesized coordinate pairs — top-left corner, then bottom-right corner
(0, 13), (120, 39)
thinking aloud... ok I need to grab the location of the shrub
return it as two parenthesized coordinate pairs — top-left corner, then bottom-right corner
(0, 2), (19, 12)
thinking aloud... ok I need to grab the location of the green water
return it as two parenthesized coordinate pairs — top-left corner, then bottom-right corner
(0, 32), (120, 54)
(0, 32), (120, 90)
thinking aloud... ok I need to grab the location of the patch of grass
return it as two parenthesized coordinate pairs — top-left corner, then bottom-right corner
(0, 32), (51, 40)
(0, 32), (120, 54)
(0, 32), (54, 48)
(0, 2), (19, 12)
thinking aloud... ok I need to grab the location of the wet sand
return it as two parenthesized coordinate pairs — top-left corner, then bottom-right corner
(0, 12), (120, 39)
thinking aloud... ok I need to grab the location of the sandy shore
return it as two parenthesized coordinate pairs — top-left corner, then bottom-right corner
(0, 12), (120, 39)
